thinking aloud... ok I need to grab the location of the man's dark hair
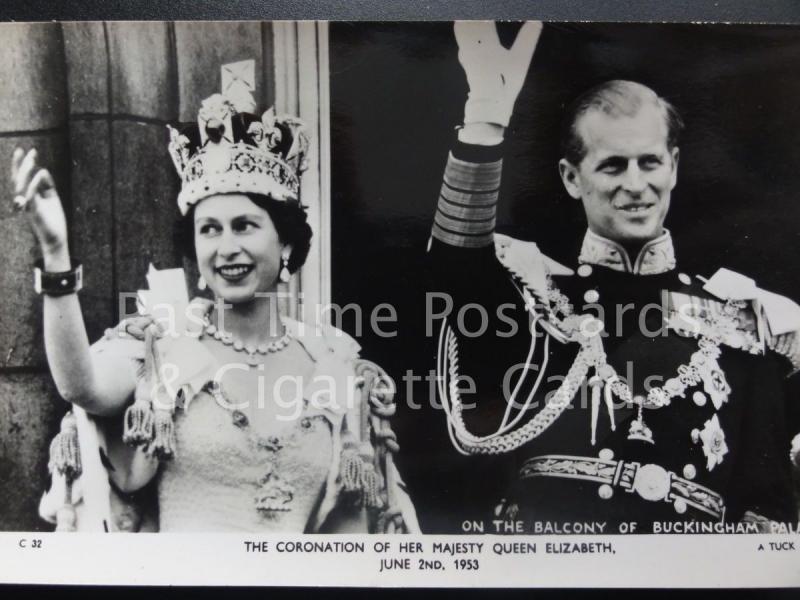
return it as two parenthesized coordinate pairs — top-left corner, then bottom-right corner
(560, 80), (684, 166)
(174, 193), (312, 274)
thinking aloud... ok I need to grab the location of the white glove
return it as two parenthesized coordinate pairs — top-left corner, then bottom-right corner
(454, 21), (543, 127)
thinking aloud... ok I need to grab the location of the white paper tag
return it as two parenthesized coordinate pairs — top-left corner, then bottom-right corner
(137, 264), (190, 337)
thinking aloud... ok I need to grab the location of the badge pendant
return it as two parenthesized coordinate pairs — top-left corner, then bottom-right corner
(698, 356), (731, 410)
(255, 466), (295, 513)
(627, 398), (655, 445)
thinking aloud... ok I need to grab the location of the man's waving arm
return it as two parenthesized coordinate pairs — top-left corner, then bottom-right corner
(431, 21), (542, 252)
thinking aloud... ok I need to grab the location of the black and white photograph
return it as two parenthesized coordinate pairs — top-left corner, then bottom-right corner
(1, 17), (800, 587)
(331, 21), (800, 537)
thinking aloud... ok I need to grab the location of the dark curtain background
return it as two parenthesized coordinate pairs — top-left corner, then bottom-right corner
(330, 22), (800, 533)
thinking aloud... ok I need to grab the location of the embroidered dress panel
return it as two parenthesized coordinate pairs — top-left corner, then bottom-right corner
(158, 389), (332, 532)
(44, 316), (421, 533)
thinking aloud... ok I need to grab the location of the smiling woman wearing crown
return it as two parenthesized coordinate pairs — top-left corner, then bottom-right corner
(10, 76), (418, 533)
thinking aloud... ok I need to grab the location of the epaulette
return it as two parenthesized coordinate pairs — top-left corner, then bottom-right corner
(703, 268), (800, 336)
(664, 286), (764, 354)
(667, 267), (800, 360)
(702, 268), (800, 367)
(494, 234), (573, 304)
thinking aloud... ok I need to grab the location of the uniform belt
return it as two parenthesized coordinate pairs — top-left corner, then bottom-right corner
(519, 454), (725, 521)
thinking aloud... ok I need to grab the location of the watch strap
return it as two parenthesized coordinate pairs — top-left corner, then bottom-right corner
(34, 259), (83, 296)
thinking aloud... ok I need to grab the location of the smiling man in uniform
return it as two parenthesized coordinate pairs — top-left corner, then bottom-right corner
(427, 22), (800, 533)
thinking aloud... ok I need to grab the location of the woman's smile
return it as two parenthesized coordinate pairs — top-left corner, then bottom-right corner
(216, 263), (255, 282)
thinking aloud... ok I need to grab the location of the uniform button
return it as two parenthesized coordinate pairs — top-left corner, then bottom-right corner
(583, 289), (600, 304)
(692, 391), (707, 407)
(674, 499), (688, 514)
(678, 272), (692, 285)
(598, 448), (614, 461)
(682, 464), (697, 480)
(598, 484), (613, 499)
(577, 264), (593, 278)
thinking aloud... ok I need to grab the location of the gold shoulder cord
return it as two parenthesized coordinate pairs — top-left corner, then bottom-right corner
(438, 276), (741, 455)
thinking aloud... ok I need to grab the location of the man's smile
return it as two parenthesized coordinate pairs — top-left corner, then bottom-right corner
(614, 201), (656, 214)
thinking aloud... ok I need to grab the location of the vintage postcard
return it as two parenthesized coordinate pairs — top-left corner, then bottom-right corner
(0, 17), (799, 588)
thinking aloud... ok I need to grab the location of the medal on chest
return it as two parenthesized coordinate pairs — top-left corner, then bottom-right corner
(438, 271), (739, 472)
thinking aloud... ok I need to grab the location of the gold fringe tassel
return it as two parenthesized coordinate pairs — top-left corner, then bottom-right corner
(123, 397), (155, 446)
(150, 408), (176, 460)
(48, 412), (82, 482)
(360, 461), (384, 510)
(339, 431), (364, 494)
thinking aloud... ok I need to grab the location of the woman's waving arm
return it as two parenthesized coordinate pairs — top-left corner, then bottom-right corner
(11, 147), (138, 415)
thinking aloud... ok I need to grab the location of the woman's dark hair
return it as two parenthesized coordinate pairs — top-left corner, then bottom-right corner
(174, 192), (312, 274)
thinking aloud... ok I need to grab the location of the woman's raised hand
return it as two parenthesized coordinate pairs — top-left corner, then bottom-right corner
(454, 21), (543, 129)
(11, 148), (69, 264)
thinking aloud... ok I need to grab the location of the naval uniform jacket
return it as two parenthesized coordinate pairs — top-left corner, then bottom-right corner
(428, 140), (797, 532)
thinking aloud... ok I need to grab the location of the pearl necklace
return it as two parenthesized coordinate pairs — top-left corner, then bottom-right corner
(201, 316), (293, 366)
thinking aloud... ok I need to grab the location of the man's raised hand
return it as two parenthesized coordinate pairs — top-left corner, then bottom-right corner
(454, 21), (543, 129)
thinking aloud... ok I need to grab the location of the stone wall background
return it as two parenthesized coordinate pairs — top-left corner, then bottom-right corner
(0, 21), (277, 531)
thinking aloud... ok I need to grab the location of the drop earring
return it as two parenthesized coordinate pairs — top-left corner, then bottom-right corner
(279, 248), (291, 283)
(198, 275), (207, 291)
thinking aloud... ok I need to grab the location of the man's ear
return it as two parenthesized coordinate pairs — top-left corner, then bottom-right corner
(669, 147), (680, 191)
(558, 158), (583, 200)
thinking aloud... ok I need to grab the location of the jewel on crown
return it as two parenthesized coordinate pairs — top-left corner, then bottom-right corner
(167, 59), (310, 215)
